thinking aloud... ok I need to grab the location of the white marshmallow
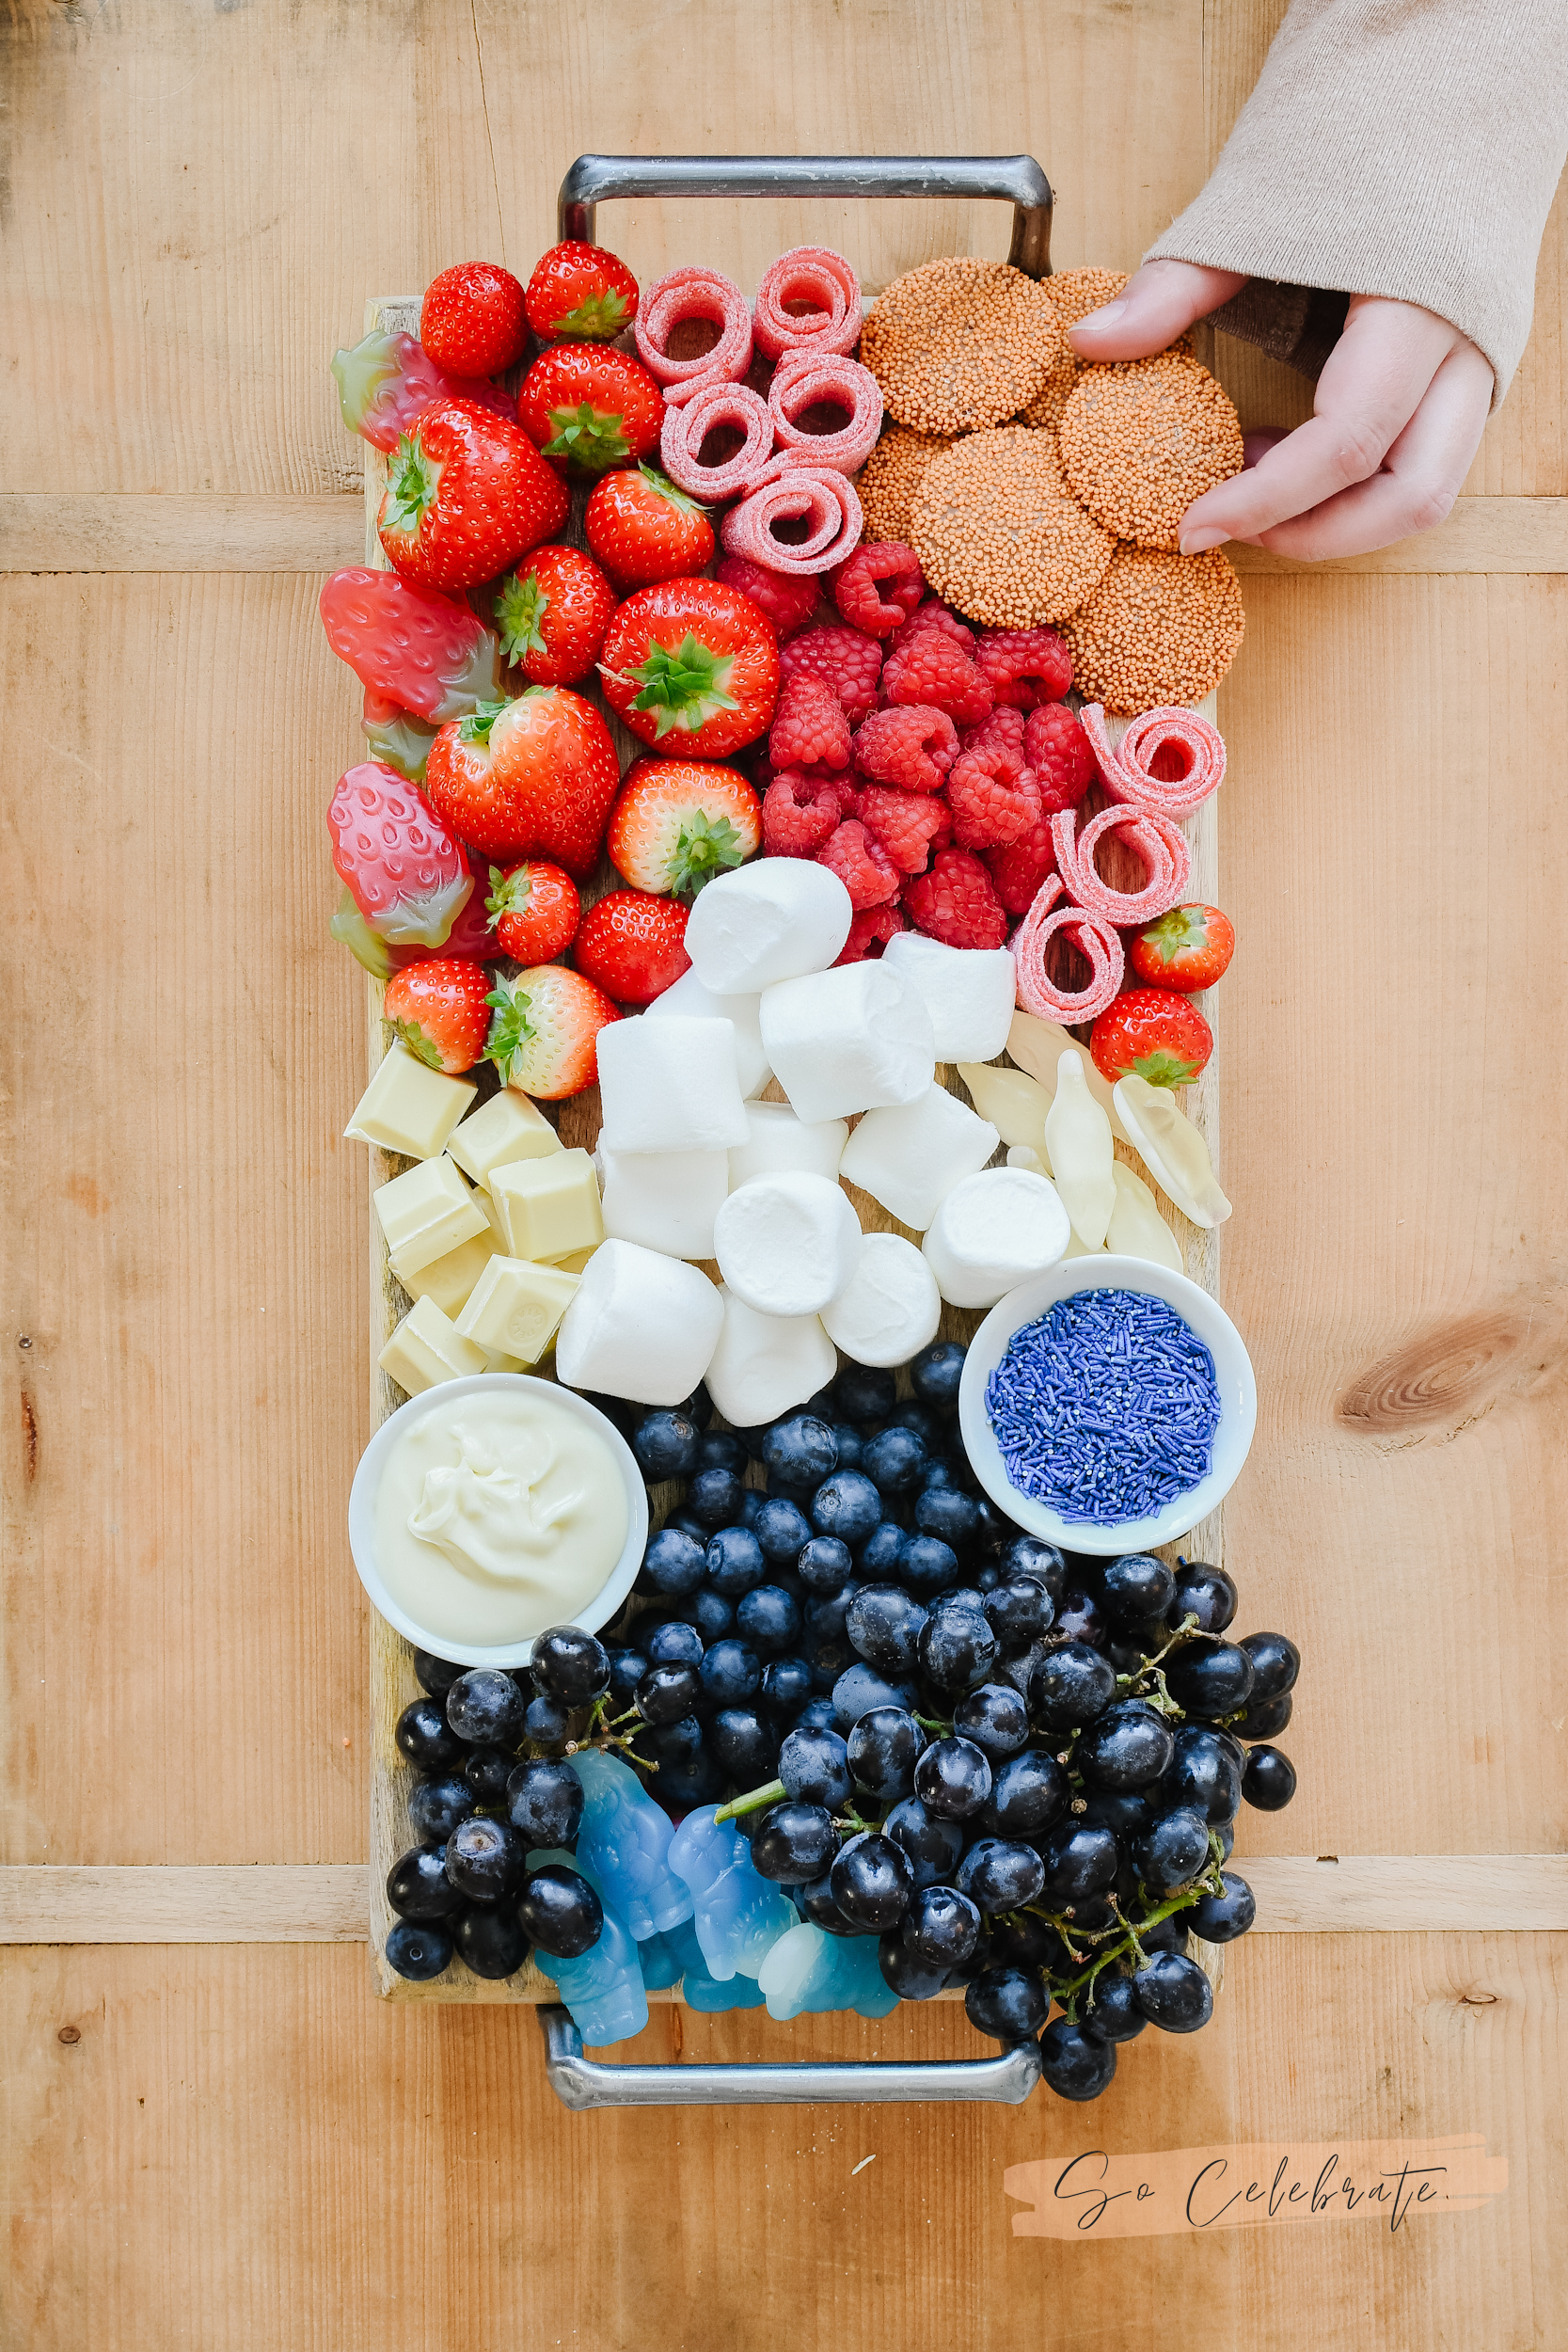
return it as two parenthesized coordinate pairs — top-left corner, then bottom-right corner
(645, 967), (771, 1100)
(921, 1167), (1071, 1308)
(838, 1085), (999, 1232)
(760, 962), (935, 1124)
(728, 1101), (848, 1191)
(684, 860), (852, 993)
(704, 1285), (836, 1427)
(598, 1147), (730, 1261)
(820, 1233), (942, 1367)
(555, 1239), (724, 1406)
(595, 1015), (749, 1154)
(713, 1172), (863, 1317)
(880, 934), (1017, 1061)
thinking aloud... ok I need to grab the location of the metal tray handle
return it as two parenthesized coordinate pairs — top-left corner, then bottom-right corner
(558, 152), (1053, 278)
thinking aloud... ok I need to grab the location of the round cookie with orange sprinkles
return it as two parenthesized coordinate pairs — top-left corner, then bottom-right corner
(860, 258), (1066, 436)
(1040, 266), (1130, 326)
(1061, 543), (1245, 713)
(910, 426), (1115, 628)
(1058, 354), (1243, 549)
(854, 422), (955, 546)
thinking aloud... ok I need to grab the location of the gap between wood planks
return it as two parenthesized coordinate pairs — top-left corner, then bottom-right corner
(0, 1859), (1564, 1944)
(0, 494), (1565, 574)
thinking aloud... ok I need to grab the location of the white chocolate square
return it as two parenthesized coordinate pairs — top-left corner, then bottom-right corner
(345, 1041), (477, 1159)
(446, 1088), (562, 1190)
(378, 1294), (487, 1396)
(373, 1153), (489, 1275)
(456, 1255), (580, 1366)
(393, 1230), (496, 1319)
(553, 1246), (599, 1275)
(490, 1148), (604, 1263)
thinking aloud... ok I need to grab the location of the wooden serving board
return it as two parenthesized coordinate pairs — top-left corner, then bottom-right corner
(357, 296), (1227, 2007)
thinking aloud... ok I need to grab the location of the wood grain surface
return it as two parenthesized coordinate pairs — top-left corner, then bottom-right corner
(2, 0), (1564, 2344)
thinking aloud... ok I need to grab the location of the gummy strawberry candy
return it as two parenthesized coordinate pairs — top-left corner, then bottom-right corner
(859, 786), (951, 874)
(853, 704), (958, 794)
(947, 734), (1043, 850)
(768, 673), (852, 771)
(779, 626), (883, 727)
(832, 542), (926, 640)
(320, 567), (503, 724)
(880, 630), (994, 729)
(762, 771), (841, 858)
(715, 555), (820, 642)
(1023, 701), (1096, 814)
(327, 760), (475, 946)
(903, 847), (1008, 949)
(836, 903), (909, 964)
(330, 327), (517, 454)
(361, 687), (437, 784)
(974, 626), (1073, 709)
(981, 815), (1056, 916)
(817, 818), (900, 910)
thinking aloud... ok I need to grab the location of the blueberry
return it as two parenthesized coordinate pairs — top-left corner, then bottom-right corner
(632, 1408), (700, 1482)
(856, 1521), (908, 1579)
(912, 1735), (992, 1819)
(797, 1533), (854, 1592)
(910, 1339), (966, 1412)
(452, 1903), (530, 1979)
(845, 1704), (922, 1801)
(965, 1964), (1050, 2043)
(700, 1638), (762, 1707)
(408, 1774), (476, 1843)
(635, 1620), (695, 1669)
(832, 1365), (896, 1424)
(730, 1422), (772, 1461)
(762, 1414), (838, 1491)
(952, 1682), (1031, 1761)
(863, 1424), (927, 1494)
(653, 1743), (725, 1808)
(753, 1497), (813, 1565)
(846, 1583), (928, 1676)
(1039, 2016), (1117, 2099)
(708, 1706), (779, 1782)
(803, 1582), (860, 1644)
(736, 1583), (802, 1657)
(811, 1469), (883, 1545)
(640, 1713), (704, 1770)
(833, 1666), (918, 1737)
(736, 1489), (767, 1531)
(572, 1389), (640, 1438)
(1241, 1745), (1297, 1811)
(674, 1383), (713, 1431)
(780, 1724), (852, 1807)
(518, 1865), (603, 1958)
(636, 1661), (704, 1726)
(689, 1588), (736, 1644)
(752, 1801), (839, 1885)
(997, 1534), (1066, 1599)
(792, 1694), (841, 1735)
(385, 1920), (454, 1981)
(460, 1746), (515, 1806)
(705, 1525), (767, 1597)
(695, 1428), (749, 1477)
(882, 1795), (966, 1890)
(395, 1696), (465, 1772)
(687, 1466), (747, 1531)
(899, 1534), (960, 1598)
(386, 1841), (464, 1922)
(830, 1831), (914, 1930)
(413, 1648), (463, 1699)
(446, 1670), (531, 1749)
(831, 1422), (865, 1470)
(606, 1646), (649, 1708)
(505, 1756), (584, 1848)
(806, 1631), (856, 1692)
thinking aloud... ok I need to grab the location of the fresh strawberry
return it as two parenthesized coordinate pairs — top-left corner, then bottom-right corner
(361, 688), (437, 783)
(762, 770), (842, 858)
(331, 326), (517, 453)
(1128, 903), (1236, 993)
(517, 345), (664, 473)
(980, 817), (1056, 916)
(779, 626), (882, 725)
(420, 262), (529, 376)
(327, 760), (475, 946)
(832, 542), (926, 639)
(384, 958), (492, 1073)
(484, 966), (620, 1101)
(974, 626), (1073, 708)
(715, 555), (819, 641)
(854, 704), (958, 793)
(525, 241), (640, 342)
(881, 628), (994, 728)
(903, 848), (1008, 948)
(1091, 989), (1213, 1089)
(1022, 701), (1096, 813)
(494, 546), (616, 685)
(573, 890), (691, 1006)
(585, 465), (715, 590)
(859, 786), (950, 874)
(485, 859), (580, 962)
(599, 579), (780, 758)
(319, 567), (503, 723)
(817, 819), (900, 910)
(769, 672), (852, 771)
(947, 735), (1043, 850)
(836, 903), (909, 964)
(889, 597), (974, 658)
(424, 688), (620, 875)
(608, 756), (761, 897)
(377, 398), (569, 592)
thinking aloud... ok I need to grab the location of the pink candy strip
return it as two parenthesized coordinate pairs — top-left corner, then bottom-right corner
(659, 382), (775, 501)
(753, 245), (863, 360)
(635, 266), (754, 405)
(1050, 803), (1192, 927)
(1080, 701), (1226, 818)
(768, 350), (884, 474)
(1011, 875), (1125, 1024)
(719, 456), (864, 577)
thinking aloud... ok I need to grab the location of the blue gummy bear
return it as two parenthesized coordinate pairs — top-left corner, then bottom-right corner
(636, 1925), (686, 1993)
(571, 1749), (694, 1942)
(667, 1805), (797, 1981)
(525, 1844), (649, 2047)
(661, 1916), (765, 2015)
(757, 1922), (900, 2022)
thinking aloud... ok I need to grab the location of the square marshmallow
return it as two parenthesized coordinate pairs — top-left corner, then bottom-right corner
(880, 933), (1017, 1062)
(645, 968), (771, 1100)
(759, 962), (935, 1124)
(599, 1146), (731, 1260)
(684, 861), (853, 993)
(555, 1240), (725, 1406)
(596, 1015), (749, 1153)
(838, 1085), (1000, 1232)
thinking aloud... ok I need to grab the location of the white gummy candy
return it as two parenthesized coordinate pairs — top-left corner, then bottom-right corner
(1042, 1050), (1117, 1250)
(1105, 1159), (1183, 1271)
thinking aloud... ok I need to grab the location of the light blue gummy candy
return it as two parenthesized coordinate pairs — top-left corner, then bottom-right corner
(756, 1922), (899, 2022)
(661, 1915), (766, 2016)
(571, 1749), (694, 1942)
(667, 1805), (796, 1980)
(637, 1926), (686, 1993)
(525, 1844), (649, 2048)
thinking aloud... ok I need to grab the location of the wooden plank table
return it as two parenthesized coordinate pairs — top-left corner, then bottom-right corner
(3, 2), (1565, 2344)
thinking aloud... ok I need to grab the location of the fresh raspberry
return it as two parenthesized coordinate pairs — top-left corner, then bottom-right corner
(1024, 700), (1096, 812)
(889, 597), (975, 659)
(715, 554), (820, 641)
(768, 671), (852, 771)
(958, 705), (1026, 762)
(854, 703), (958, 793)
(982, 818), (1057, 915)
(881, 631), (994, 728)
(832, 542), (927, 639)
(974, 626), (1074, 708)
(817, 818), (901, 910)
(763, 771), (841, 857)
(903, 848), (1008, 949)
(947, 736), (1044, 850)
(860, 787), (951, 874)
(780, 626), (883, 726)
(836, 902), (910, 963)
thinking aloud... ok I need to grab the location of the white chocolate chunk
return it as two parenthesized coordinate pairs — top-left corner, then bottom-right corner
(490, 1149), (604, 1263)
(393, 1230), (497, 1318)
(445, 1088), (562, 1188)
(345, 1041), (477, 1159)
(456, 1255), (579, 1365)
(378, 1294), (487, 1396)
(373, 1153), (489, 1276)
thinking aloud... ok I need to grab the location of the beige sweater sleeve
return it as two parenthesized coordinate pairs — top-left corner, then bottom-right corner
(1145, 0), (1568, 402)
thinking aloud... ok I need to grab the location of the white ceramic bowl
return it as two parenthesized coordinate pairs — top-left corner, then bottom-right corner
(348, 1373), (648, 1668)
(958, 1257), (1256, 1557)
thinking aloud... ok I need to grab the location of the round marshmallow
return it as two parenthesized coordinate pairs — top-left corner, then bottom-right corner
(760, 961), (935, 1124)
(645, 967), (771, 1100)
(712, 1171), (863, 1317)
(555, 1239), (724, 1405)
(684, 860), (853, 993)
(819, 1232), (942, 1367)
(704, 1286), (837, 1427)
(837, 1084), (999, 1232)
(921, 1167), (1071, 1309)
(879, 933), (1017, 1062)
(728, 1101), (847, 1191)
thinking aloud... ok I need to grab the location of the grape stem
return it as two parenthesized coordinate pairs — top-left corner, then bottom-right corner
(1053, 1880), (1208, 2022)
(712, 1777), (786, 1825)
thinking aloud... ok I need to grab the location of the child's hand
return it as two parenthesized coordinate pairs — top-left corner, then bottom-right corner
(1069, 259), (1494, 561)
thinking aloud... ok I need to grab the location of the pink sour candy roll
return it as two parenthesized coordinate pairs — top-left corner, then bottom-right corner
(330, 327), (515, 453)
(753, 246), (863, 360)
(1079, 701), (1227, 818)
(635, 266), (753, 405)
(659, 381), (776, 500)
(767, 350), (884, 474)
(1049, 803), (1193, 927)
(1011, 874), (1125, 1024)
(720, 457), (864, 577)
